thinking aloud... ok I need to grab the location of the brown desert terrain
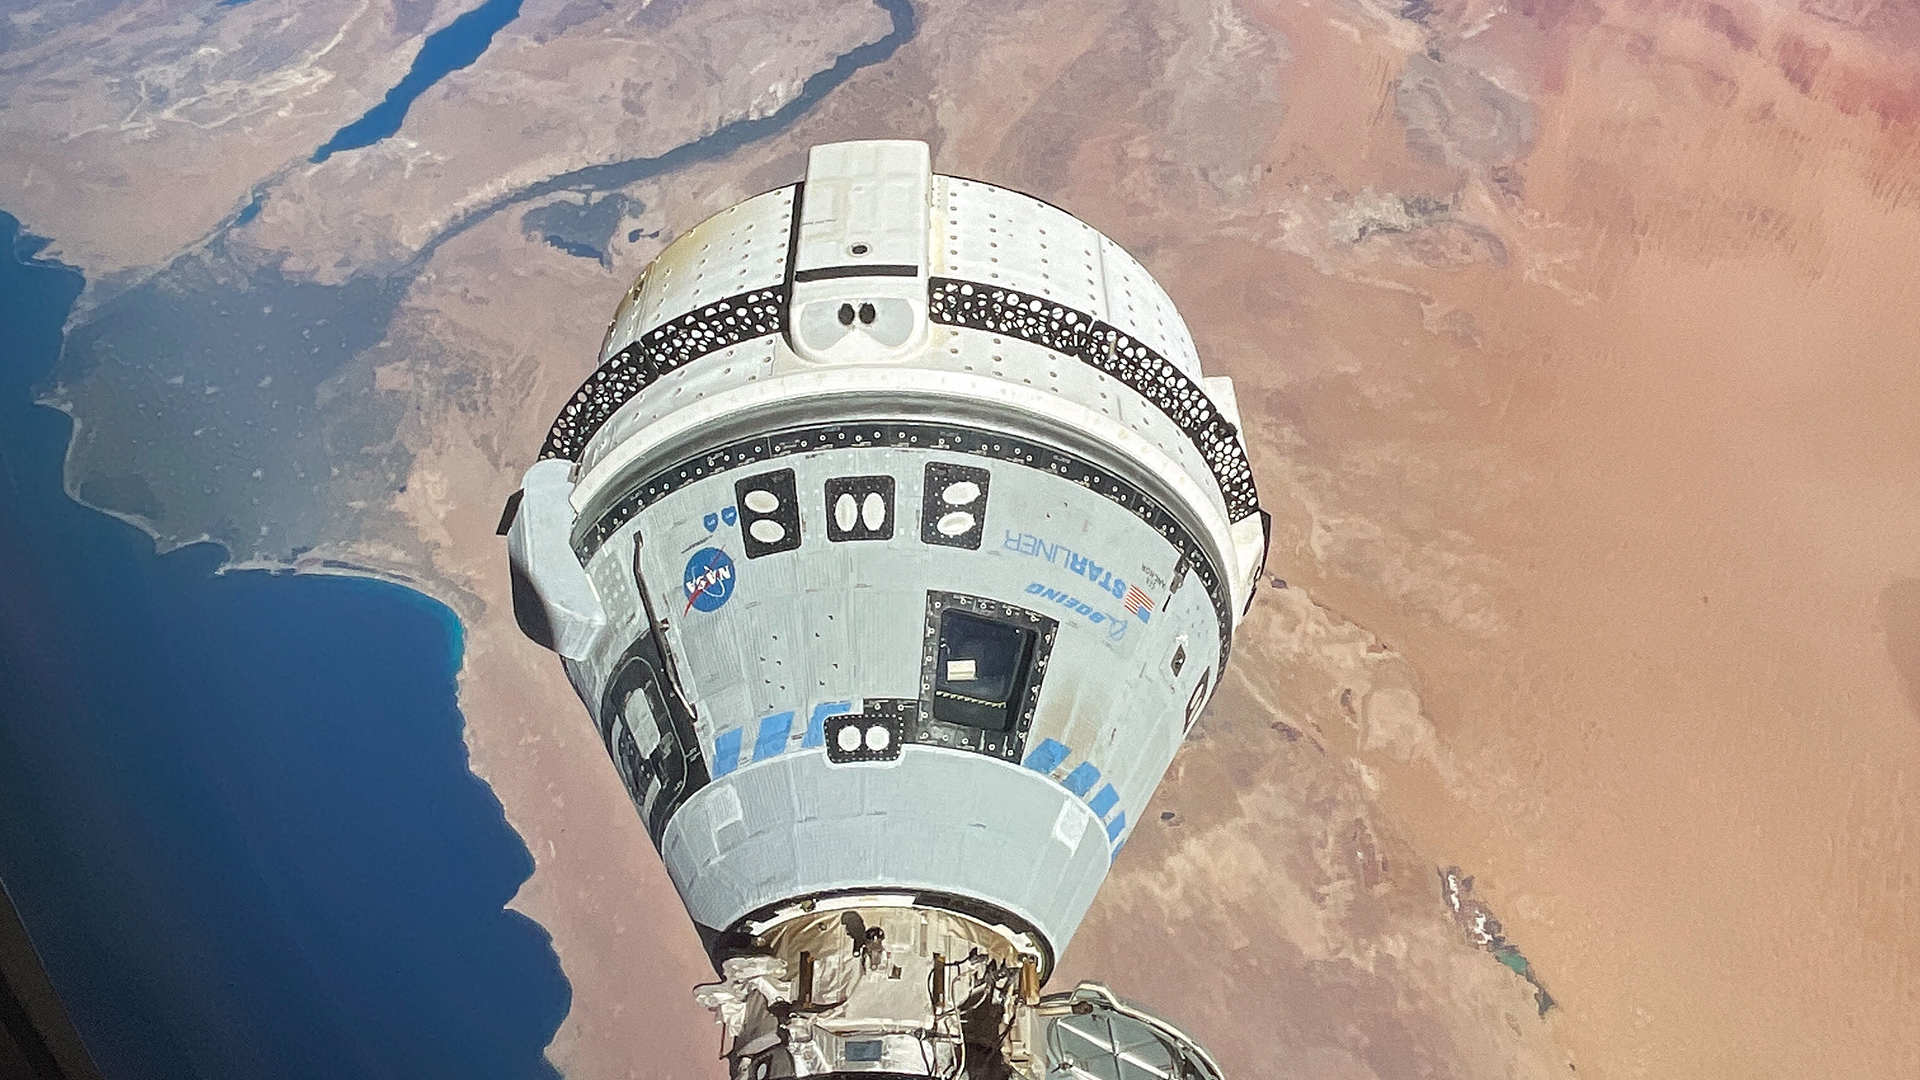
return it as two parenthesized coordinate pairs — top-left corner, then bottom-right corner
(9, 0), (1919, 1078)
(428, 1), (1920, 1076)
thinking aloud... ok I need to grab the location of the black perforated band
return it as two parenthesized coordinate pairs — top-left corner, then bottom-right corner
(539, 285), (787, 461)
(538, 276), (1261, 530)
(926, 278), (1260, 522)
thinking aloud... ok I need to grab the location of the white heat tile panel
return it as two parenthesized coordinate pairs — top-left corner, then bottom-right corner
(1097, 236), (1202, 379)
(936, 177), (1106, 315)
(608, 185), (795, 358)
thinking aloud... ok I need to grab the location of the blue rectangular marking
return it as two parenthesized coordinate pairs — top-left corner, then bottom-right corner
(1087, 783), (1119, 819)
(754, 711), (794, 761)
(712, 728), (743, 777)
(1062, 761), (1100, 797)
(803, 702), (852, 748)
(1105, 811), (1127, 842)
(1023, 738), (1069, 774)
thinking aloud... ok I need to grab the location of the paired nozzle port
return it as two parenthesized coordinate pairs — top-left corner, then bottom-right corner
(836, 302), (879, 327)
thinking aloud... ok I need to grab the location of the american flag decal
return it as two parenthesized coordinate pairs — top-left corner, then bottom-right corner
(1123, 583), (1153, 623)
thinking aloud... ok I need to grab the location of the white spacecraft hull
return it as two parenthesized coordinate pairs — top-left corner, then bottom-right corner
(506, 140), (1262, 1079)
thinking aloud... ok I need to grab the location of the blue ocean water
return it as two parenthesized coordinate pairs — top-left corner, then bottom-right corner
(0, 211), (568, 1078)
(312, 0), (524, 163)
(235, 191), (265, 225)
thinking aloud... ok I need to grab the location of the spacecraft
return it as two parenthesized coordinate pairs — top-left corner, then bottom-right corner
(503, 140), (1266, 1080)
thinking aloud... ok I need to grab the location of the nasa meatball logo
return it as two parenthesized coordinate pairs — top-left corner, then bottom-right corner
(682, 547), (736, 613)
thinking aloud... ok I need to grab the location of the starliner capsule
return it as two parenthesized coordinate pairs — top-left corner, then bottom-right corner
(504, 140), (1266, 1080)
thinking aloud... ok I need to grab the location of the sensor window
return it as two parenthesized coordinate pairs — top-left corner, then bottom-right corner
(920, 462), (990, 549)
(734, 468), (801, 558)
(932, 609), (1036, 733)
(824, 475), (895, 541)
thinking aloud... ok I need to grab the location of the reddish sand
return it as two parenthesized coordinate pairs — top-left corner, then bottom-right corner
(293, 0), (1920, 1076)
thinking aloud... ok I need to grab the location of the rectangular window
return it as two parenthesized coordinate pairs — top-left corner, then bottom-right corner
(932, 609), (1037, 732)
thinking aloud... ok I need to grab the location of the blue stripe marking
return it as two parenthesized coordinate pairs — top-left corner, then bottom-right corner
(754, 711), (794, 762)
(712, 728), (743, 777)
(803, 701), (852, 749)
(1062, 762), (1100, 797)
(1087, 783), (1119, 819)
(1023, 738), (1069, 774)
(1105, 811), (1127, 842)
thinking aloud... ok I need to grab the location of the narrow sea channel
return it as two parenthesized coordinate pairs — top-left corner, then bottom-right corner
(312, 0), (526, 162)
(0, 212), (569, 1079)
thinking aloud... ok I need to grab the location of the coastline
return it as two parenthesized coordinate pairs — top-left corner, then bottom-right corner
(1, 211), (570, 1079)
(5, 8), (928, 1074)
(9, 0), (1919, 1075)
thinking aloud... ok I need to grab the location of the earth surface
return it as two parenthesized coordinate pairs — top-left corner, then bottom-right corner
(5, 0), (1919, 1078)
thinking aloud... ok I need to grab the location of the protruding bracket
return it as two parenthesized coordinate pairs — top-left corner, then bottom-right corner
(506, 458), (607, 660)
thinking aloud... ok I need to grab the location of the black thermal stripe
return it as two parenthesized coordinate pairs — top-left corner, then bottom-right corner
(539, 285), (787, 462)
(793, 263), (920, 281)
(537, 273), (1264, 533)
(570, 420), (1237, 681)
(925, 278), (1260, 522)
